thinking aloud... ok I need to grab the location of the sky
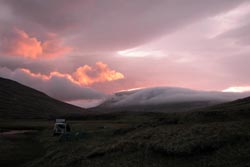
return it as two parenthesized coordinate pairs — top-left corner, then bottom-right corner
(0, 0), (250, 107)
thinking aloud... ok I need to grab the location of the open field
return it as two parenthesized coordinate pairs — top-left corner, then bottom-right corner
(1, 105), (250, 167)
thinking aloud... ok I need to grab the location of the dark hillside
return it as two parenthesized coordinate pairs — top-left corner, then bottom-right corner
(0, 77), (86, 119)
(180, 96), (250, 123)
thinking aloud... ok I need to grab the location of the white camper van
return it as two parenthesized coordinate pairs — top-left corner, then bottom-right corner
(53, 119), (71, 136)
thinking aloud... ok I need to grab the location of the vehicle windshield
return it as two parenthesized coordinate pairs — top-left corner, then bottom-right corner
(57, 124), (65, 129)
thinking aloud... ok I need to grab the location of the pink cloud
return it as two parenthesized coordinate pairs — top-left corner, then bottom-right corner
(13, 61), (124, 86)
(0, 62), (124, 101)
(0, 28), (72, 59)
(0, 66), (106, 101)
(73, 62), (125, 85)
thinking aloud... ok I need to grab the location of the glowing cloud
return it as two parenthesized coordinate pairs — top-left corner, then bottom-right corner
(20, 68), (78, 85)
(1, 28), (43, 59)
(117, 87), (145, 93)
(73, 62), (125, 85)
(1, 28), (71, 59)
(18, 62), (124, 86)
(117, 48), (165, 58)
(0, 67), (106, 101)
(41, 36), (72, 58)
(223, 86), (250, 92)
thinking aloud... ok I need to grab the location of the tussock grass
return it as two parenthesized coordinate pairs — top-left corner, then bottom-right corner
(2, 96), (250, 167)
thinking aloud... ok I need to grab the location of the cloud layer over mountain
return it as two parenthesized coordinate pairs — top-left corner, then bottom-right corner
(99, 87), (250, 108)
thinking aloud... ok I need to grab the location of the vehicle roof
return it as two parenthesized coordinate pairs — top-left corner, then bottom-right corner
(56, 119), (66, 123)
(55, 122), (66, 125)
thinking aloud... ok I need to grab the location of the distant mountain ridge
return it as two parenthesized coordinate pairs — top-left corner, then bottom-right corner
(95, 87), (250, 112)
(0, 77), (86, 119)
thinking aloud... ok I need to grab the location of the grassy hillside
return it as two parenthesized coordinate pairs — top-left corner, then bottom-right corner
(180, 96), (250, 123)
(1, 96), (250, 167)
(0, 77), (86, 119)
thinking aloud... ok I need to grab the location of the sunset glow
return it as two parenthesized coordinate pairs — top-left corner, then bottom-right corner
(118, 48), (165, 58)
(0, 0), (250, 106)
(223, 86), (250, 93)
(17, 62), (124, 87)
(1, 28), (71, 59)
(73, 62), (125, 86)
(2, 2), (250, 166)
(3, 29), (43, 59)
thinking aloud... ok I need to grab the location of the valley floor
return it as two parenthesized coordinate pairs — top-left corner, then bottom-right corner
(1, 110), (250, 167)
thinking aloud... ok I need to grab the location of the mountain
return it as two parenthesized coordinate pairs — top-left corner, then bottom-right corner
(95, 87), (250, 112)
(182, 95), (250, 123)
(0, 77), (87, 119)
